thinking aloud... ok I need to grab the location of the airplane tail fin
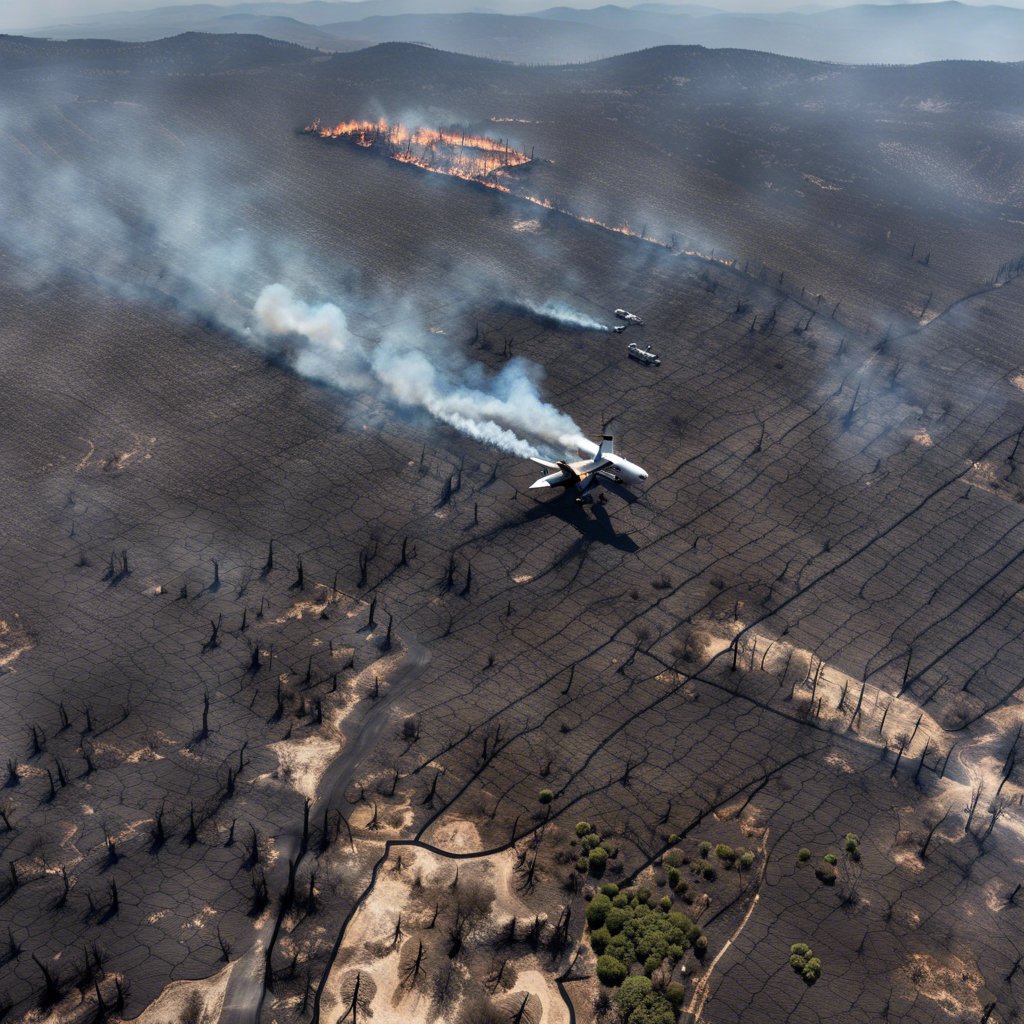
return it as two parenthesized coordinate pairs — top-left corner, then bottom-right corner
(596, 435), (614, 459)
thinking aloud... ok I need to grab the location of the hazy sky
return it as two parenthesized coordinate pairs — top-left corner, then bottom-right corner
(2, 0), (1018, 33)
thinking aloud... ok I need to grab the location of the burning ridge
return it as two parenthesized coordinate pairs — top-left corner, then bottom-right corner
(304, 118), (532, 187)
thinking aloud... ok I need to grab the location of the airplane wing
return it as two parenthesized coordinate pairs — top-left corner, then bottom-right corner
(529, 457), (560, 469)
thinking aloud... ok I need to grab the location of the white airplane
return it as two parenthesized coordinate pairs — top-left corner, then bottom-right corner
(529, 435), (648, 500)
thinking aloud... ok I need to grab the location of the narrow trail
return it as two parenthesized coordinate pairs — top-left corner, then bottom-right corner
(218, 637), (431, 1024)
(685, 831), (770, 1024)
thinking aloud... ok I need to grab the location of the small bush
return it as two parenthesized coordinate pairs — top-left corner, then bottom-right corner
(587, 893), (612, 929)
(694, 935), (708, 957)
(538, 789), (554, 804)
(698, 840), (712, 857)
(797, 848), (811, 862)
(599, 883), (620, 898)
(576, 856), (589, 872)
(589, 846), (609, 876)
(790, 944), (822, 985)
(576, 821), (593, 837)
(606, 906), (629, 934)
(596, 954), (628, 987)
(823, 852), (838, 866)
(739, 851), (755, 869)
(665, 981), (686, 1010)
(715, 844), (736, 863)
(590, 926), (611, 954)
(658, 895), (672, 911)
(668, 833), (680, 845)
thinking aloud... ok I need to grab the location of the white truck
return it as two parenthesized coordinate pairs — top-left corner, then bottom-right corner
(628, 342), (661, 366)
(614, 308), (645, 326)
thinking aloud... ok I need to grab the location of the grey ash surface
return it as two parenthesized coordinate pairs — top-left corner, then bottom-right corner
(1, 32), (1024, 1024)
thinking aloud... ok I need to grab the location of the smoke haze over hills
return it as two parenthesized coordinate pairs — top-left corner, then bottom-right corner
(8, 0), (1024, 64)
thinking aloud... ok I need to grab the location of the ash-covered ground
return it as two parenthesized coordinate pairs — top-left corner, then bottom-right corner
(2, 32), (1024, 1024)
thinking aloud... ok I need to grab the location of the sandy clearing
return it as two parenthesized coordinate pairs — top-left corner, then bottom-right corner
(261, 733), (344, 802)
(899, 951), (984, 1020)
(127, 963), (234, 1024)
(323, 832), (566, 1024)
(0, 617), (33, 670)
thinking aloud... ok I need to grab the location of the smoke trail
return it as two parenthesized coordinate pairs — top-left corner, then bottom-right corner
(518, 299), (610, 332)
(252, 285), (586, 458)
(0, 98), (587, 461)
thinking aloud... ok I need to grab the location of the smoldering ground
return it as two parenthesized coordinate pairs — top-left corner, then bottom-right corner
(0, 96), (587, 459)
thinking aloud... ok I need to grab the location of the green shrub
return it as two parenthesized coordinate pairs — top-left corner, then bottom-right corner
(538, 788), (554, 804)
(665, 982), (686, 1010)
(844, 832), (859, 852)
(739, 851), (755, 869)
(803, 956), (822, 985)
(693, 935), (708, 957)
(589, 846), (609, 876)
(590, 926), (611, 954)
(715, 844), (736, 863)
(581, 833), (601, 851)
(668, 833), (680, 845)
(612, 893), (629, 908)
(797, 848), (811, 862)
(698, 840), (712, 857)
(658, 896), (672, 911)
(600, 883), (620, 898)
(596, 954), (628, 987)
(576, 821), (593, 837)
(605, 906), (629, 935)
(790, 944), (821, 985)
(667, 867), (681, 889)
(699, 861), (716, 881)
(616, 976), (677, 1023)
(823, 852), (838, 865)
(636, 887), (651, 904)
(576, 856), (589, 872)
(586, 893), (612, 929)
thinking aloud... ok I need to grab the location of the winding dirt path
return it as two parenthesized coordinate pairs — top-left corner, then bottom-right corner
(218, 637), (430, 1024)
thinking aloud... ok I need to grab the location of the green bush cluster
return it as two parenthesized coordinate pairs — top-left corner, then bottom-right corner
(573, 822), (612, 877)
(844, 833), (861, 861)
(614, 976), (677, 1024)
(789, 943), (823, 985)
(587, 889), (703, 988)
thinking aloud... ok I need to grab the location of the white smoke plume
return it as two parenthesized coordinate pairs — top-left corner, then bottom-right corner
(520, 299), (610, 332)
(252, 285), (586, 458)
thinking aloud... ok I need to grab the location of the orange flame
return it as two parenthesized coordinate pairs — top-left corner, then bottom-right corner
(304, 117), (735, 272)
(304, 117), (531, 186)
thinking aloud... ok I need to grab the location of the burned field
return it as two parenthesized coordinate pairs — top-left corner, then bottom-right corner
(2, 32), (1024, 1024)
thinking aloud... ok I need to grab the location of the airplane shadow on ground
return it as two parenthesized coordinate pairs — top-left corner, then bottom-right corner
(516, 489), (640, 553)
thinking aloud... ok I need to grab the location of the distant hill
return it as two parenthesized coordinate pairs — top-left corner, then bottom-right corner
(0, 30), (315, 71)
(24, 0), (1024, 63)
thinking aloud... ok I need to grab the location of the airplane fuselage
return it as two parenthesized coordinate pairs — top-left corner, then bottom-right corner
(529, 436), (648, 495)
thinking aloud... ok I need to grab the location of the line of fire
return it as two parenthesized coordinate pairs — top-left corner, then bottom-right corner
(303, 117), (533, 187)
(304, 116), (730, 272)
